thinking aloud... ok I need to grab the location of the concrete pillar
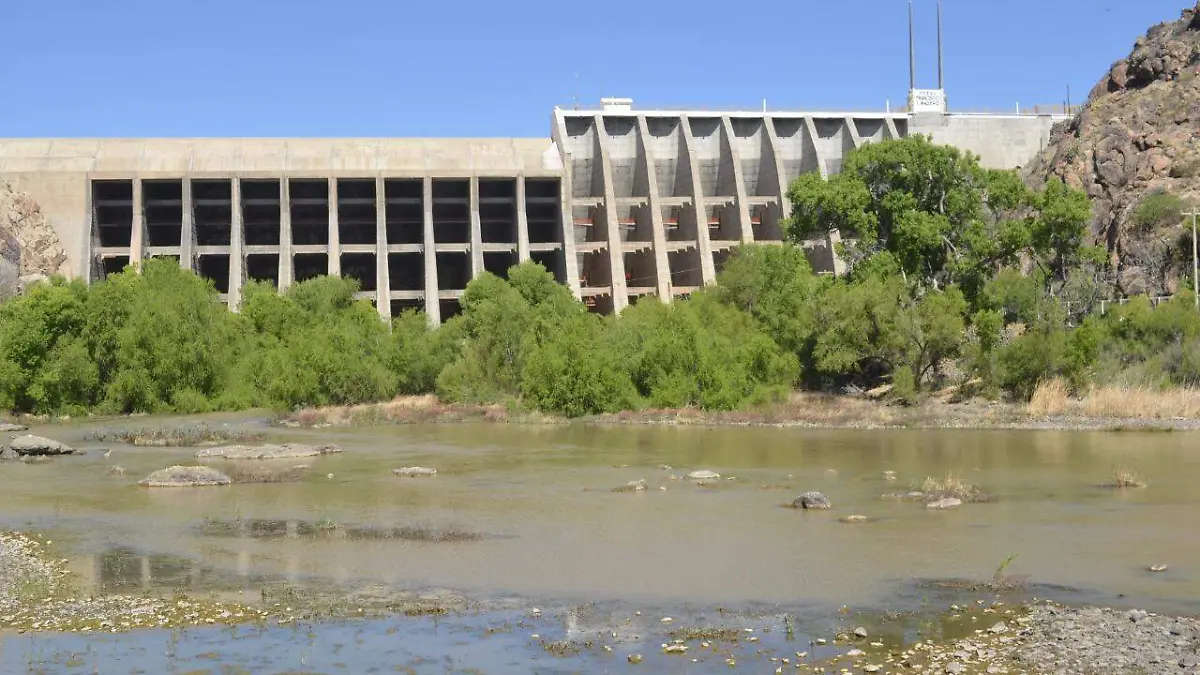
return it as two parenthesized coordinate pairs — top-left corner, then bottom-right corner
(180, 178), (195, 272)
(844, 116), (864, 148)
(884, 117), (902, 140)
(327, 177), (341, 276)
(228, 178), (244, 310)
(635, 115), (673, 300)
(130, 178), (144, 272)
(422, 176), (441, 326)
(375, 176), (391, 320)
(469, 176), (484, 278)
(550, 115), (583, 299)
(805, 117), (830, 180)
(804, 117), (846, 275)
(83, 177), (95, 283)
(278, 178), (293, 290)
(720, 116), (755, 244)
(763, 117), (792, 220)
(516, 175), (531, 262)
(680, 116), (716, 284)
(593, 113), (629, 312)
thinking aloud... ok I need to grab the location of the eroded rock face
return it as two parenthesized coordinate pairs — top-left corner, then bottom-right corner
(138, 466), (231, 487)
(0, 182), (69, 298)
(195, 444), (343, 460)
(9, 435), (78, 457)
(1026, 3), (1200, 295)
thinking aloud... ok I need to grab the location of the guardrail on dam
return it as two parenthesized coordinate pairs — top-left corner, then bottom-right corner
(0, 105), (1067, 322)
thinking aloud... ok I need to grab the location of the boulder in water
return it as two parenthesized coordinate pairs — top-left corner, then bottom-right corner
(138, 466), (231, 487)
(0, 422), (27, 432)
(926, 497), (963, 510)
(10, 435), (78, 456)
(793, 491), (832, 510)
(686, 470), (721, 480)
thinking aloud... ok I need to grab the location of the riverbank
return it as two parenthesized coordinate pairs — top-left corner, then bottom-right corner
(2, 528), (1195, 674)
(275, 390), (1200, 432)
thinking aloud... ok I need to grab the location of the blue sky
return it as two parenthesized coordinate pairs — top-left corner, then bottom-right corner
(0, 0), (1191, 137)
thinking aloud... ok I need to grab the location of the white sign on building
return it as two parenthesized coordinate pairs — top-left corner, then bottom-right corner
(909, 89), (947, 113)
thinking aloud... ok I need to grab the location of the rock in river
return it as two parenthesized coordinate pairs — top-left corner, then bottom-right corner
(926, 497), (963, 510)
(139, 466), (231, 487)
(612, 479), (647, 493)
(839, 514), (869, 524)
(793, 491), (832, 510)
(9, 435), (79, 456)
(196, 443), (343, 460)
(393, 466), (437, 477)
(686, 470), (721, 480)
(0, 422), (27, 432)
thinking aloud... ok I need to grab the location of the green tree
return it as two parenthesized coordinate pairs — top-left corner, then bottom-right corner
(713, 244), (823, 369)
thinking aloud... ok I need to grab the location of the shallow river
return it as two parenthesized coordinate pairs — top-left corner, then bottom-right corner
(2, 414), (1198, 673)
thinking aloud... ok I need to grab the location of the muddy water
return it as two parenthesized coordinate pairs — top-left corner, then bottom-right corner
(3, 415), (1199, 672)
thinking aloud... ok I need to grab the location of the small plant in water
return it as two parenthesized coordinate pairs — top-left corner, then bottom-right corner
(1107, 467), (1148, 489)
(918, 473), (988, 502)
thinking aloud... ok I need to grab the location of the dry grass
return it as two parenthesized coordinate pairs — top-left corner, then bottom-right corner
(609, 393), (905, 428)
(1027, 382), (1200, 421)
(85, 425), (263, 447)
(1028, 378), (1070, 416)
(282, 395), (523, 428)
(919, 472), (989, 502)
(1106, 467), (1148, 489)
(1082, 386), (1200, 420)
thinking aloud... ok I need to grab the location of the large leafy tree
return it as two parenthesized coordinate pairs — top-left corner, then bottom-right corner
(784, 135), (1092, 300)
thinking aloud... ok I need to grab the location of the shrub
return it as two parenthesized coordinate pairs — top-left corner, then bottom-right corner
(1133, 190), (1185, 232)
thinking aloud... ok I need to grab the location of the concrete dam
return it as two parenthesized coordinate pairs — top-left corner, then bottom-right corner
(0, 102), (1066, 322)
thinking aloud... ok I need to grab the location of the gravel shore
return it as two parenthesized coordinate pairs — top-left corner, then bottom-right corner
(0, 531), (270, 632)
(907, 603), (1200, 675)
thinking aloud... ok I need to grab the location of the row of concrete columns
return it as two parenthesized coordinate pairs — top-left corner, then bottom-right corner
(556, 114), (905, 311)
(115, 175), (555, 325)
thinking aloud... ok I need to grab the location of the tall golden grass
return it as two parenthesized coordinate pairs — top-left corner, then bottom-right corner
(1027, 378), (1069, 416)
(1082, 386), (1200, 419)
(1028, 380), (1200, 419)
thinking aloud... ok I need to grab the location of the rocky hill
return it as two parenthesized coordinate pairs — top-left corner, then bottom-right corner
(1026, 2), (1200, 295)
(0, 182), (69, 297)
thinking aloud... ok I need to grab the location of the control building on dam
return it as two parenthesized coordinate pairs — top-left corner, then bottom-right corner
(0, 101), (1067, 322)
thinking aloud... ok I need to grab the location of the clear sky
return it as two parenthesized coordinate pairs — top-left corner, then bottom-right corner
(1, 0), (1192, 138)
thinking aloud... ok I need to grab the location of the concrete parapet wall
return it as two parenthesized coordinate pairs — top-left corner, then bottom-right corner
(907, 113), (1066, 170)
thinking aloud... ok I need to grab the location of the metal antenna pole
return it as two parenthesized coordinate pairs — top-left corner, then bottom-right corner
(937, 0), (944, 90)
(908, 0), (917, 92)
(1193, 209), (1199, 311)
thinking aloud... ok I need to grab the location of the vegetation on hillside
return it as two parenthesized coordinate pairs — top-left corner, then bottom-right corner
(3, 136), (1200, 419)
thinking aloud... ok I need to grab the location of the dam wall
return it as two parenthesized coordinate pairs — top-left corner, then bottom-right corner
(0, 106), (1068, 320)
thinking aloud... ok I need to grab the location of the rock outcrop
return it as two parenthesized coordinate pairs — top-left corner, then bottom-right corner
(1025, 3), (1200, 295)
(195, 443), (343, 460)
(138, 466), (231, 487)
(9, 435), (79, 457)
(0, 182), (69, 297)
